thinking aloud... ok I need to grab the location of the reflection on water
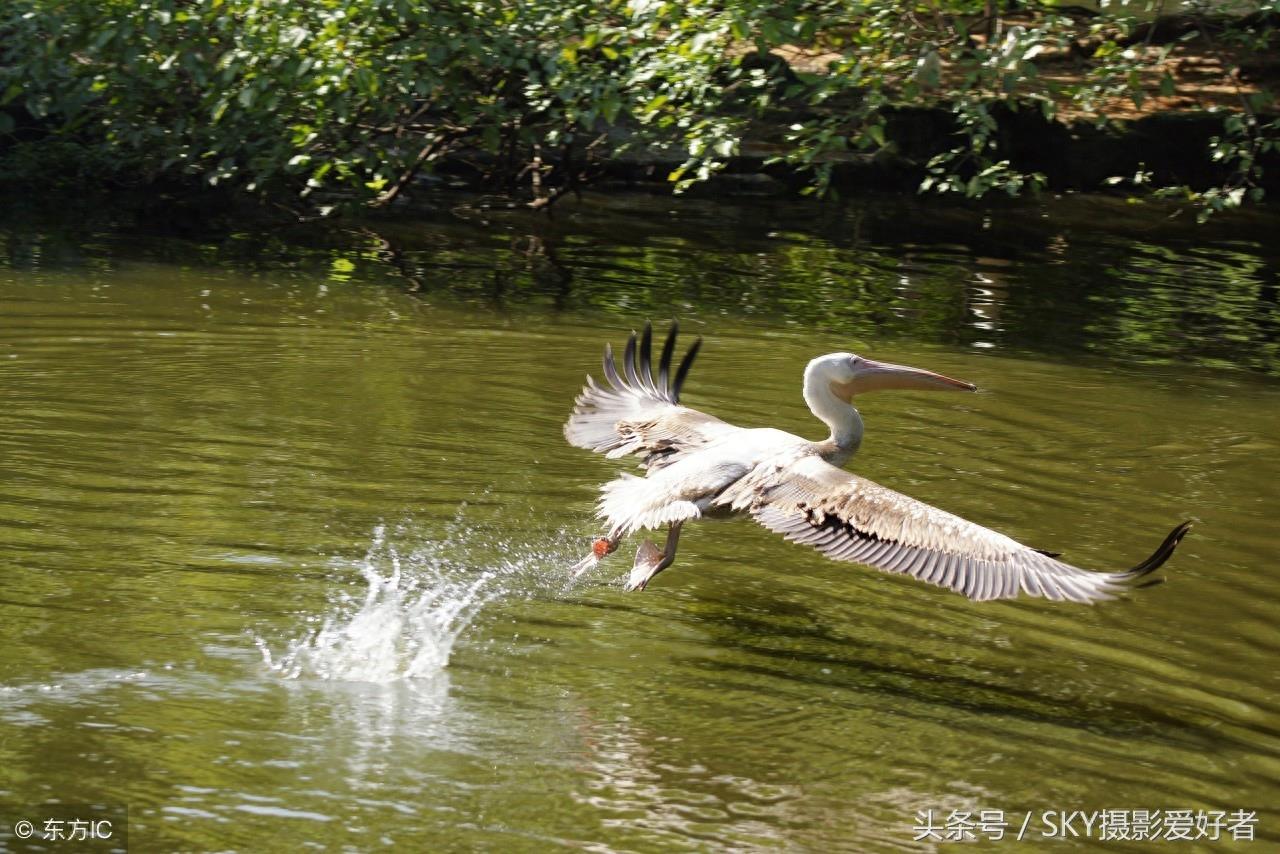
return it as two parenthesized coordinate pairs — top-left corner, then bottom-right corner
(3, 192), (1278, 375)
(572, 709), (807, 850)
(1090, 240), (1280, 374)
(0, 192), (1278, 850)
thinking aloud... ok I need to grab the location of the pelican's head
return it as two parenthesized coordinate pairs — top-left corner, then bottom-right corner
(811, 352), (977, 402)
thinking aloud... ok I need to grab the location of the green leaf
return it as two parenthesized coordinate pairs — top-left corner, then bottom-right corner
(601, 96), (621, 125)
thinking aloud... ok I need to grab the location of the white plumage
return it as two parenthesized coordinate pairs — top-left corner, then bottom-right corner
(564, 323), (1191, 601)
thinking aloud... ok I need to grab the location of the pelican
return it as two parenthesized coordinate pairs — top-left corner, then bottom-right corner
(564, 322), (1191, 601)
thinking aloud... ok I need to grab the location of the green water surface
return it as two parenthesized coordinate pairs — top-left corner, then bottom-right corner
(0, 193), (1277, 851)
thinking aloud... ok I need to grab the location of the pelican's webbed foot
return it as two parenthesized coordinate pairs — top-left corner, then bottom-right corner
(570, 535), (620, 578)
(625, 523), (683, 591)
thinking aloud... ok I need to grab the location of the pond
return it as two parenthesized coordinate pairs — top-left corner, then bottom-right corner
(0, 192), (1277, 850)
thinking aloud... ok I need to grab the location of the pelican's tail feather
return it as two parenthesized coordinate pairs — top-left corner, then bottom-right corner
(598, 473), (701, 538)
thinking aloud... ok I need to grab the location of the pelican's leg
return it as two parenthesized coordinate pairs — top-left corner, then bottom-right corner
(570, 533), (622, 578)
(626, 522), (683, 592)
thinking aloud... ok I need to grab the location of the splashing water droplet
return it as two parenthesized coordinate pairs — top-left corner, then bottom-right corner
(259, 523), (566, 683)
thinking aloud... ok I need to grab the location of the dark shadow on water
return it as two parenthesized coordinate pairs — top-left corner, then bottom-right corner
(3, 189), (1279, 376)
(568, 596), (1280, 758)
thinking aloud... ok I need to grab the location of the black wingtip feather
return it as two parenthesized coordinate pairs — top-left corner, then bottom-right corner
(658, 321), (678, 400)
(1122, 520), (1193, 580)
(622, 330), (641, 388)
(639, 322), (655, 393)
(599, 321), (700, 402)
(602, 342), (622, 389)
(672, 336), (702, 403)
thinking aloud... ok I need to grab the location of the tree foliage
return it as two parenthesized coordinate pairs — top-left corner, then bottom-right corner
(1, 1), (1277, 218)
(0, 1), (698, 208)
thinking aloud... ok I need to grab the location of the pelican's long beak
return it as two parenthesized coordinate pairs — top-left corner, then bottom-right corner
(838, 359), (977, 397)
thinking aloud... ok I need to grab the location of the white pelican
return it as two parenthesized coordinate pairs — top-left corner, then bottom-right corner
(564, 323), (1191, 601)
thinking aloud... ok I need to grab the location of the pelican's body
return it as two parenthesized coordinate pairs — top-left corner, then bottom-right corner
(564, 323), (1190, 601)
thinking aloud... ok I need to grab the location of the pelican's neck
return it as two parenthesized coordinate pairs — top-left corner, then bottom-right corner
(803, 370), (863, 466)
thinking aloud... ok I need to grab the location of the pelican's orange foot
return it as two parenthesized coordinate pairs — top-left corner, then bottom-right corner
(592, 537), (615, 559)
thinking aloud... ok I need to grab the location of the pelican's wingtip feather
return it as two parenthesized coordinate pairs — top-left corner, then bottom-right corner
(639, 322), (656, 394)
(1120, 520), (1193, 581)
(602, 343), (623, 389)
(672, 336), (702, 403)
(622, 330), (641, 388)
(658, 321), (678, 401)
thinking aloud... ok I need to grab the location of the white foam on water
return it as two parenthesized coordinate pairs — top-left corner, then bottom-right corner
(259, 523), (559, 683)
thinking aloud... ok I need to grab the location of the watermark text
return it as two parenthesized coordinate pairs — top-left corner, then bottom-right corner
(911, 808), (1258, 843)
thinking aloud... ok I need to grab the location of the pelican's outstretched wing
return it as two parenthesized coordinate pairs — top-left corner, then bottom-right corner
(719, 455), (1191, 603)
(564, 322), (739, 470)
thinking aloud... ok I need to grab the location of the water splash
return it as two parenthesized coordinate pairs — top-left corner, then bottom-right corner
(260, 523), (558, 683)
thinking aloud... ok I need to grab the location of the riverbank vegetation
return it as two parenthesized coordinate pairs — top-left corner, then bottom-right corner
(2, 1), (1277, 219)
